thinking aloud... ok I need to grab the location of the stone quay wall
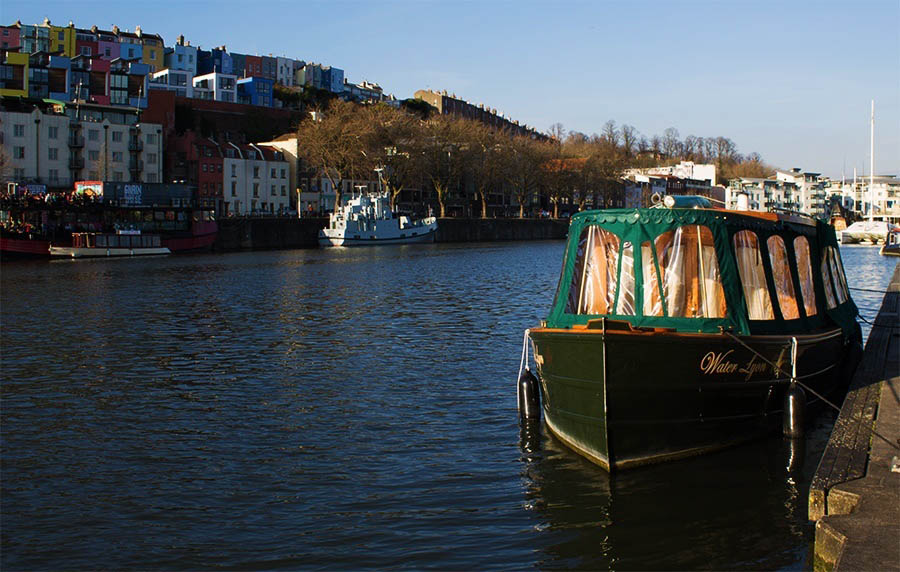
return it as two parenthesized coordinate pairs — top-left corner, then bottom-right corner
(214, 217), (569, 251)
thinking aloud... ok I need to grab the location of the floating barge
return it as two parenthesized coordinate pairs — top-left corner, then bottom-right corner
(525, 197), (862, 471)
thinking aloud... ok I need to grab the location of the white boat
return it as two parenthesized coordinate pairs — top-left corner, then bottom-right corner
(50, 230), (171, 258)
(839, 220), (892, 244)
(318, 193), (438, 247)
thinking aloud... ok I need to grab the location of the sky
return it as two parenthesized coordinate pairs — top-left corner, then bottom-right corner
(5, 0), (897, 179)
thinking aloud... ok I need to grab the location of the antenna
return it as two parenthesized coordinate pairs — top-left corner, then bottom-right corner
(869, 100), (874, 222)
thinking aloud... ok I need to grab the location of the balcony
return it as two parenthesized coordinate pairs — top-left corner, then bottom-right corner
(69, 156), (85, 169)
(129, 159), (144, 172)
(68, 135), (84, 147)
(128, 140), (143, 152)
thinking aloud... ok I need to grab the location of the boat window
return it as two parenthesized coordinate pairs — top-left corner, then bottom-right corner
(96, 235), (107, 248)
(566, 226), (620, 315)
(616, 242), (635, 316)
(733, 230), (774, 320)
(655, 225), (726, 318)
(767, 235), (800, 319)
(826, 247), (849, 304)
(821, 249), (838, 309)
(641, 241), (663, 316)
(793, 237), (817, 316)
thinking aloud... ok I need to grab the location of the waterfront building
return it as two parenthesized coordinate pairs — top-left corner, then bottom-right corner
(0, 51), (29, 97)
(69, 55), (111, 105)
(18, 23), (51, 54)
(632, 161), (717, 187)
(164, 36), (198, 75)
(94, 26), (120, 60)
(192, 72), (236, 103)
(260, 56), (277, 81)
(74, 27), (97, 57)
(243, 54), (262, 78)
(114, 27), (143, 63)
(1, 24), (21, 50)
(0, 97), (163, 190)
(150, 68), (194, 98)
(414, 89), (545, 140)
(197, 46), (233, 76)
(134, 26), (164, 73)
(46, 20), (77, 57)
(297, 63), (344, 93)
(236, 76), (273, 107)
(221, 143), (291, 215)
(342, 79), (393, 104)
(276, 56), (294, 87)
(775, 168), (827, 217)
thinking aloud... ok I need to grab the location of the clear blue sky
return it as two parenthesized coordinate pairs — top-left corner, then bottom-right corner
(5, 0), (897, 179)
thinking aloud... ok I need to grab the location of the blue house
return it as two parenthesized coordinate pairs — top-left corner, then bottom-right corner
(237, 76), (273, 107)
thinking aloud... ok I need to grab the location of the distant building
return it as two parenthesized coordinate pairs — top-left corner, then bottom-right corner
(236, 76), (273, 107)
(0, 97), (163, 189)
(192, 72), (236, 103)
(413, 89), (544, 139)
(164, 35), (198, 76)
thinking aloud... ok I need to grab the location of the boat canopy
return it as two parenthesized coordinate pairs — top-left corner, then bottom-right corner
(546, 207), (858, 337)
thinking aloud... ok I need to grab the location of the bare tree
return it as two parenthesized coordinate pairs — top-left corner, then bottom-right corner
(620, 124), (638, 160)
(460, 122), (505, 218)
(502, 135), (547, 218)
(421, 116), (470, 217)
(662, 127), (681, 159)
(295, 99), (368, 212)
(361, 104), (423, 210)
(602, 120), (620, 147)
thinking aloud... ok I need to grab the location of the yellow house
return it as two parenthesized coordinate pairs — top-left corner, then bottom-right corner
(136, 26), (164, 73)
(0, 52), (29, 97)
(45, 20), (77, 57)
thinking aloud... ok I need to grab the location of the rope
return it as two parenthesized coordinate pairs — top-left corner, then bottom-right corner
(722, 330), (844, 413)
(517, 329), (531, 382)
(858, 314), (900, 330)
(722, 330), (899, 451)
(849, 286), (893, 294)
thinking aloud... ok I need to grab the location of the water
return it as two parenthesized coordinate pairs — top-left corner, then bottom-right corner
(1, 242), (895, 570)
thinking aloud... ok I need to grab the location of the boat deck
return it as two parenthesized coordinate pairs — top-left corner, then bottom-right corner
(810, 262), (900, 571)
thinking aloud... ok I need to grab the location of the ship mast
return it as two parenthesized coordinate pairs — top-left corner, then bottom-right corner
(869, 100), (875, 222)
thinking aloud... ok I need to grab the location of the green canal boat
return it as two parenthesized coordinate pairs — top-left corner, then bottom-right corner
(527, 197), (862, 471)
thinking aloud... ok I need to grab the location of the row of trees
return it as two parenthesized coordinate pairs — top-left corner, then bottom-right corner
(295, 100), (775, 218)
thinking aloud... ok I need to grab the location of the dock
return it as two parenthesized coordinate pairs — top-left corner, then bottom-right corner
(809, 262), (900, 571)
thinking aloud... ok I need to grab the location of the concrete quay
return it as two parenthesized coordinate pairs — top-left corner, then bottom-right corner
(213, 216), (568, 251)
(810, 262), (900, 572)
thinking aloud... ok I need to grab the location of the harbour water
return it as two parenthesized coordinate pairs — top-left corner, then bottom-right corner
(1, 242), (895, 570)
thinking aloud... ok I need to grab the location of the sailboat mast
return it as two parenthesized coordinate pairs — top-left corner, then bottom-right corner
(869, 100), (875, 222)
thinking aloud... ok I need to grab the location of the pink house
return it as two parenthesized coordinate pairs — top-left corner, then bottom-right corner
(0, 25), (20, 50)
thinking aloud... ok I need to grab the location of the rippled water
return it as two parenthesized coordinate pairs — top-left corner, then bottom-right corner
(1, 242), (895, 570)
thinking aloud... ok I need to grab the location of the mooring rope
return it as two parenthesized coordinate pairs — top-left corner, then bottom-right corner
(722, 330), (899, 451)
(517, 329), (531, 383)
(849, 286), (893, 294)
(722, 330), (843, 413)
(857, 314), (900, 330)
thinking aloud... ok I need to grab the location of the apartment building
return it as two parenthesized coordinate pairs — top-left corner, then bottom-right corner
(414, 89), (545, 140)
(222, 143), (290, 215)
(192, 72), (236, 103)
(1, 99), (163, 189)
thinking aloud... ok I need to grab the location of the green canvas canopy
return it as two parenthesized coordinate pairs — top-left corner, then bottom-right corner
(545, 207), (858, 339)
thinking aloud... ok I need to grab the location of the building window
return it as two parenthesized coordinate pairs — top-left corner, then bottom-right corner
(231, 164), (236, 177)
(231, 181), (236, 196)
(253, 166), (259, 178)
(112, 131), (122, 142)
(112, 151), (123, 162)
(147, 173), (157, 182)
(271, 184), (276, 196)
(202, 163), (208, 172)
(88, 129), (99, 141)
(49, 169), (59, 181)
(81, 46), (91, 56)
(48, 126), (59, 139)
(253, 183), (259, 197)
(88, 150), (100, 161)
(270, 167), (276, 178)
(48, 147), (59, 160)
(147, 153), (157, 164)
(281, 185), (286, 196)
(281, 168), (286, 179)
(113, 171), (123, 181)
(146, 133), (157, 144)
(14, 147), (24, 159)
(13, 124), (24, 137)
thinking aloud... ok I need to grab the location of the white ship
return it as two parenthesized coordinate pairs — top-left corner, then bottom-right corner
(839, 220), (892, 244)
(318, 193), (438, 247)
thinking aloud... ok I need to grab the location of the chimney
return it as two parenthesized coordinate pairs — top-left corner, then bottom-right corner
(135, 25), (142, 36)
(112, 25), (120, 34)
(91, 25), (98, 33)
(177, 34), (184, 46)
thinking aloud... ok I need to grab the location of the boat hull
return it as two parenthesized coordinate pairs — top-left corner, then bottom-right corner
(49, 246), (171, 258)
(529, 327), (855, 470)
(0, 236), (51, 258)
(318, 227), (436, 247)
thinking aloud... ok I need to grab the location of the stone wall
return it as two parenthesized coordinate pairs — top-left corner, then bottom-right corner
(214, 217), (569, 251)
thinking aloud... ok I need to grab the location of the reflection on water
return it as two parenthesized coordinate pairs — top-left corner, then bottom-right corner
(1, 242), (895, 571)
